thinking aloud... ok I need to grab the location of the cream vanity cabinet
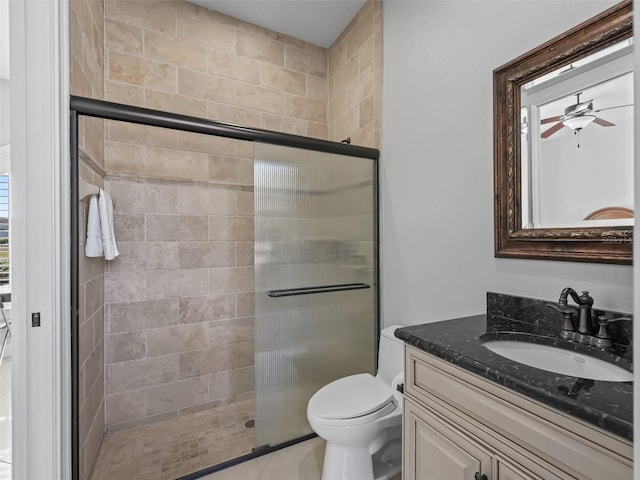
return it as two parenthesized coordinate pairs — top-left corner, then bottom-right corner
(403, 346), (633, 480)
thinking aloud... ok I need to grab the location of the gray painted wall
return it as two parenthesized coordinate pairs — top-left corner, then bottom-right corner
(380, 0), (632, 327)
(0, 79), (8, 147)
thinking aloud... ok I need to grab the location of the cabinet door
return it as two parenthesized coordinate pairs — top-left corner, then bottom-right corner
(404, 399), (492, 480)
(496, 459), (542, 480)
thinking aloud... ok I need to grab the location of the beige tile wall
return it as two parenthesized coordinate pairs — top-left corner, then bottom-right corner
(70, 0), (381, 457)
(70, 1), (106, 479)
(104, 0), (328, 140)
(104, 121), (254, 184)
(78, 156), (107, 480)
(328, 0), (381, 149)
(103, 175), (255, 430)
(71, 0), (106, 168)
(98, 0), (331, 432)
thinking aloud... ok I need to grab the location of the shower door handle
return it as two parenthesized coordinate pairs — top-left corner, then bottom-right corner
(267, 283), (371, 297)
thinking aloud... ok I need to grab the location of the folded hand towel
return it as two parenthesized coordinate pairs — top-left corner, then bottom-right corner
(85, 195), (104, 257)
(98, 189), (120, 261)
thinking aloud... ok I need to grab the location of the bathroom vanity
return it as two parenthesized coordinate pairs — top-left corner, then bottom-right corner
(396, 293), (633, 480)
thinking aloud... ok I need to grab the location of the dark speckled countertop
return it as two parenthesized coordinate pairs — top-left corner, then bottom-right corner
(395, 292), (633, 441)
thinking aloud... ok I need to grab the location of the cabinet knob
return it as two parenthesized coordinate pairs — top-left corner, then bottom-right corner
(474, 473), (488, 480)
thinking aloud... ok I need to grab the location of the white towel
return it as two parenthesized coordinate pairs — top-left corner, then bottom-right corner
(98, 189), (119, 261)
(85, 195), (104, 257)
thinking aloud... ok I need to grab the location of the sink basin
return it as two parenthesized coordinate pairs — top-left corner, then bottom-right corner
(482, 340), (633, 382)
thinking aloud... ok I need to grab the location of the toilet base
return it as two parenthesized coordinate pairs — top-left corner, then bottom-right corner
(372, 437), (402, 480)
(321, 442), (373, 480)
(321, 437), (402, 480)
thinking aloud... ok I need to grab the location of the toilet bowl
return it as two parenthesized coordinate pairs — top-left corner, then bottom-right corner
(307, 325), (405, 480)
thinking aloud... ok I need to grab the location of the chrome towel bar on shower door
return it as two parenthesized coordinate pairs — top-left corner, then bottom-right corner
(267, 283), (371, 298)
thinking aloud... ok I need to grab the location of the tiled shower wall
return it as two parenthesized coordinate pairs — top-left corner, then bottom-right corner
(99, 0), (334, 433)
(101, 119), (257, 430)
(103, 0), (329, 138)
(68, 0), (381, 466)
(71, 0), (106, 168)
(104, 174), (255, 430)
(77, 155), (106, 480)
(70, 1), (106, 478)
(328, 0), (382, 148)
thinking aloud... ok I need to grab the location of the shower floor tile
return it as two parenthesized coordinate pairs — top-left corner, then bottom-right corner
(90, 398), (254, 480)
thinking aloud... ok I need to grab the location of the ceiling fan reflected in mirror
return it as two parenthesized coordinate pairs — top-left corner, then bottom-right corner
(540, 92), (632, 139)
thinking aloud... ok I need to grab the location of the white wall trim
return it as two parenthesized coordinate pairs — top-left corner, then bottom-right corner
(0, 145), (10, 176)
(10, 1), (70, 479)
(8, 3), (27, 476)
(632, 0), (639, 470)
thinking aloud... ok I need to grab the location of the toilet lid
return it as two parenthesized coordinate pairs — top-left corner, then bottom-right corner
(308, 373), (396, 420)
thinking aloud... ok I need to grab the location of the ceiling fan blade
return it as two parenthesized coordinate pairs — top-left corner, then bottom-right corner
(593, 117), (615, 127)
(540, 115), (562, 125)
(595, 104), (633, 113)
(540, 122), (564, 138)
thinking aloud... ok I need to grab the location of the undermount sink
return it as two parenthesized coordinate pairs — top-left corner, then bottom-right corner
(482, 340), (633, 382)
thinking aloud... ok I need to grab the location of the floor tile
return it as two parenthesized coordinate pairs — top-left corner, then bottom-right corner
(201, 437), (402, 480)
(198, 454), (270, 480)
(256, 438), (325, 480)
(201, 437), (325, 480)
(90, 398), (254, 480)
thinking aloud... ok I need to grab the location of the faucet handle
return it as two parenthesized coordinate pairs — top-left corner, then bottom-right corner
(599, 315), (632, 323)
(546, 303), (577, 316)
(594, 315), (631, 347)
(546, 303), (576, 332)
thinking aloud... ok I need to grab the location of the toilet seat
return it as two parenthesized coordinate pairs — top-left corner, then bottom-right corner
(308, 374), (398, 426)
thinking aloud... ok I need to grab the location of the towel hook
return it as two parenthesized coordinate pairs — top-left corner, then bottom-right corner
(78, 177), (115, 205)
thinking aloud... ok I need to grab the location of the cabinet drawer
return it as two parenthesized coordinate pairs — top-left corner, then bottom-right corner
(405, 346), (632, 479)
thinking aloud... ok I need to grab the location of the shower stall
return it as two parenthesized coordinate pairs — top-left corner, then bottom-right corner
(70, 96), (379, 480)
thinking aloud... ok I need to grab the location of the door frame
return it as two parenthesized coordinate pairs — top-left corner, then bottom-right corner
(9, 1), (70, 479)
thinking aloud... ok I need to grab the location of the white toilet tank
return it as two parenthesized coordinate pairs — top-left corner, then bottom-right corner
(377, 325), (405, 386)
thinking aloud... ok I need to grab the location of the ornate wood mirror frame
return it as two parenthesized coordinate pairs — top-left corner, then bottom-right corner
(494, 0), (632, 264)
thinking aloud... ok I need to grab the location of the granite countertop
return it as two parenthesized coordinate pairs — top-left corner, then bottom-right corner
(395, 293), (633, 441)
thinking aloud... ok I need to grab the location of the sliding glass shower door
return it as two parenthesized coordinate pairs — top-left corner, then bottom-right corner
(254, 143), (377, 448)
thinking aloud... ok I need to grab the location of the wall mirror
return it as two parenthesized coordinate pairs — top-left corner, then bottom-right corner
(494, 0), (633, 264)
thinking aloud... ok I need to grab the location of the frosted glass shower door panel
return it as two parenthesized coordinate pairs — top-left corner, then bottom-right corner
(254, 143), (377, 448)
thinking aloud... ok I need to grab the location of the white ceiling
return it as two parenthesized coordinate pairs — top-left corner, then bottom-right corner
(189, 0), (367, 48)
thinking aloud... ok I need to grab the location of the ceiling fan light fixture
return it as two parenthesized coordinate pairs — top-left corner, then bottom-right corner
(562, 115), (596, 131)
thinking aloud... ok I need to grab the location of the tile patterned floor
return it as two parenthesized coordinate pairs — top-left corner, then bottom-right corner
(0, 358), (11, 480)
(201, 437), (402, 480)
(201, 437), (325, 480)
(90, 398), (254, 480)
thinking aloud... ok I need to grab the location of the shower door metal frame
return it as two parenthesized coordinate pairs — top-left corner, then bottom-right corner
(69, 95), (380, 480)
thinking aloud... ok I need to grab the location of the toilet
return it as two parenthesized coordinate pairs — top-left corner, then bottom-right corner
(307, 325), (405, 480)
